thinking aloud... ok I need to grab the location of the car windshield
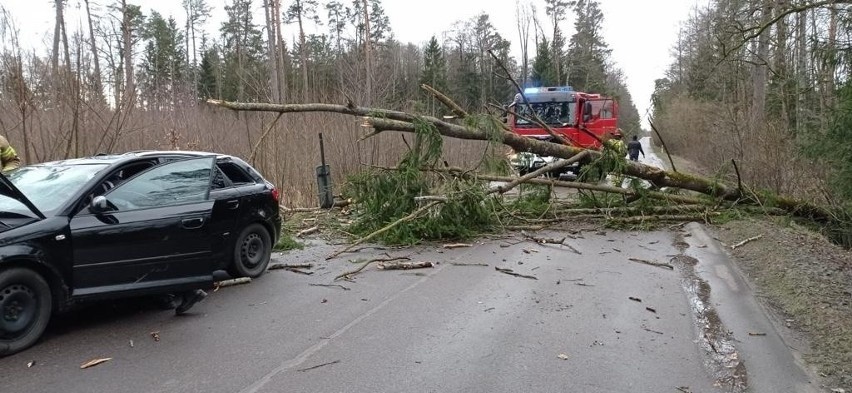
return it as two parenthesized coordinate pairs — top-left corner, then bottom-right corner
(515, 101), (575, 126)
(0, 164), (108, 215)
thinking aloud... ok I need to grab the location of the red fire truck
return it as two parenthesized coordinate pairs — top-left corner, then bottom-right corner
(506, 86), (619, 177)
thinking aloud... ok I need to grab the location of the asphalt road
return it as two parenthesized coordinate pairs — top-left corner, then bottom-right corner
(0, 224), (820, 393)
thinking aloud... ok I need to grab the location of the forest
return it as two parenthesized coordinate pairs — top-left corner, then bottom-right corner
(0, 0), (849, 212)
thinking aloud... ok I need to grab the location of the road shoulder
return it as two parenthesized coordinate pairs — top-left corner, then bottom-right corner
(648, 138), (852, 391)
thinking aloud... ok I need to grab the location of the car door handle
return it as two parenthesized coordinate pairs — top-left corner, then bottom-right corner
(181, 217), (205, 229)
(226, 199), (240, 209)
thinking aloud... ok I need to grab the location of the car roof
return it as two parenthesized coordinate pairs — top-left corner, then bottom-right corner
(26, 150), (229, 167)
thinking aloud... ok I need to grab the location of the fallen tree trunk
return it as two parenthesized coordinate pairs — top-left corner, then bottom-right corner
(206, 99), (834, 222)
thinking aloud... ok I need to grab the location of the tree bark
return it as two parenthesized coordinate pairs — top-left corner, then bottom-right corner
(264, 0), (280, 103)
(84, 0), (103, 103)
(121, 0), (135, 105)
(52, 0), (62, 74)
(273, 0), (287, 102)
(362, 0), (372, 105)
(296, 0), (309, 102)
(750, 0), (772, 129)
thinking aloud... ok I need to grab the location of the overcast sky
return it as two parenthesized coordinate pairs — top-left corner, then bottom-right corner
(2, 0), (706, 128)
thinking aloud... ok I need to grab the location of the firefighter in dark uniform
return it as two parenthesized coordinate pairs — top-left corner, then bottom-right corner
(627, 135), (645, 162)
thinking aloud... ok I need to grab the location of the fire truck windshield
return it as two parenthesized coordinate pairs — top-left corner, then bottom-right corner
(514, 101), (575, 126)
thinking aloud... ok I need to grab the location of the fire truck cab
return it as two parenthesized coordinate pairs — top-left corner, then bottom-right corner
(506, 86), (619, 177)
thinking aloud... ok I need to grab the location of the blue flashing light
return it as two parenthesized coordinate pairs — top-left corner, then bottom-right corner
(524, 87), (539, 94)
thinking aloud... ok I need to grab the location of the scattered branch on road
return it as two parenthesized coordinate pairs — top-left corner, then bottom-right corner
(442, 243), (472, 249)
(450, 262), (489, 267)
(296, 360), (341, 372)
(284, 268), (314, 275)
(309, 283), (351, 291)
(80, 358), (112, 369)
(628, 258), (675, 270)
(730, 234), (763, 250)
(495, 267), (538, 280)
(642, 326), (664, 335)
(214, 277), (251, 290)
(268, 263), (314, 270)
(334, 257), (411, 281)
(521, 231), (581, 254)
(377, 261), (434, 270)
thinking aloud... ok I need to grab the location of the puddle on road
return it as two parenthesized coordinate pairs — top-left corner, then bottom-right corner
(671, 237), (748, 393)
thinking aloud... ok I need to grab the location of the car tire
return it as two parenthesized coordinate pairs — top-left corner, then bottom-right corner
(228, 224), (272, 279)
(0, 268), (52, 357)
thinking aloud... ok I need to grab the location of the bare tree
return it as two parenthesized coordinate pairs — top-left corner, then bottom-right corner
(84, 0), (104, 102)
(362, 0), (372, 105)
(263, 0), (280, 102)
(750, 0), (772, 128)
(516, 1), (532, 87)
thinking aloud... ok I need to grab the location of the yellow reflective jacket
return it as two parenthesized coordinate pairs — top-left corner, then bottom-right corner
(0, 135), (21, 172)
(605, 138), (627, 157)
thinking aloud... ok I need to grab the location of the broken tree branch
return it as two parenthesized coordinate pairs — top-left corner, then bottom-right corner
(296, 360), (340, 372)
(490, 151), (590, 195)
(730, 234), (763, 250)
(334, 256), (411, 281)
(249, 112), (284, 165)
(309, 283), (351, 291)
(421, 84), (468, 119)
(627, 258), (675, 270)
(377, 261), (434, 270)
(296, 226), (319, 237)
(648, 119), (678, 173)
(268, 263), (314, 270)
(495, 267), (538, 280)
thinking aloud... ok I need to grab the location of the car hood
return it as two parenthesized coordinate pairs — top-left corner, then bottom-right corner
(0, 171), (45, 221)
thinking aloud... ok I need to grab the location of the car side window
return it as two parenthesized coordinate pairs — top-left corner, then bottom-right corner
(217, 162), (255, 185)
(105, 158), (214, 211)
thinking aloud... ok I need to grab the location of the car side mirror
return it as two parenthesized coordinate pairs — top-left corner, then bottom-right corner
(89, 195), (111, 213)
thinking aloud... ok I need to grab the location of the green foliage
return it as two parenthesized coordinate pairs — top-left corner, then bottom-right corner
(576, 143), (628, 185)
(343, 119), (497, 244)
(566, 0), (611, 92)
(507, 184), (553, 217)
(420, 36), (448, 116)
(139, 12), (185, 106)
(219, 0), (266, 101)
(197, 48), (219, 99)
(531, 38), (557, 87)
(803, 81), (852, 205)
(273, 234), (304, 251)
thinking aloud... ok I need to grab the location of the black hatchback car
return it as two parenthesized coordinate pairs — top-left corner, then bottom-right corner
(0, 151), (281, 356)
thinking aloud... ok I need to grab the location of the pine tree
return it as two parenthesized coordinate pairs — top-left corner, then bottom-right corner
(420, 36), (447, 116)
(139, 11), (185, 108)
(531, 38), (557, 87)
(220, 0), (265, 101)
(565, 0), (610, 92)
(197, 47), (219, 99)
